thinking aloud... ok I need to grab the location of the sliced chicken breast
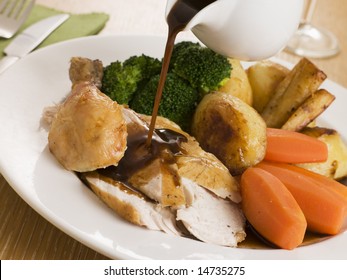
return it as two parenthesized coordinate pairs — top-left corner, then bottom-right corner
(128, 158), (186, 207)
(83, 172), (182, 236)
(140, 114), (241, 203)
(177, 178), (246, 247)
(121, 108), (187, 207)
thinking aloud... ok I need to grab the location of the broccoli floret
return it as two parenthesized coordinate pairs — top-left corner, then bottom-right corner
(169, 41), (201, 70)
(130, 73), (199, 131)
(101, 61), (135, 104)
(101, 43), (231, 131)
(101, 54), (161, 104)
(123, 55), (162, 81)
(172, 46), (232, 94)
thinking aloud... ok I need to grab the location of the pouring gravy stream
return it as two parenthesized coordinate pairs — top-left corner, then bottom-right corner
(146, 0), (217, 146)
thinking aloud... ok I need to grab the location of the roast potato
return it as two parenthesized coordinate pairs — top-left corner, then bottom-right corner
(297, 127), (347, 180)
(191, 92), (267, 176)
(247, 60), (289, 113)
(218, 58), (253, 105)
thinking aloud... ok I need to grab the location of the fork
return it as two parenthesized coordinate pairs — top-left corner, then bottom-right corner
(0, 0), (34, 39)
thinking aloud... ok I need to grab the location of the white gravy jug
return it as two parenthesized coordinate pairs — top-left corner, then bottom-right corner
(166, 0), (304, 60)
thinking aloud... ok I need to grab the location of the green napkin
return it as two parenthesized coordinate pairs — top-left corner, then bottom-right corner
(0, 4), (109, 58)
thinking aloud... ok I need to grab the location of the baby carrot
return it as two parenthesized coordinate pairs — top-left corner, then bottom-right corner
(265, 128), (328, 163)
(262, 162), (347, 201)
(257, 161), (347, 235)
(241, 167), (307, 250)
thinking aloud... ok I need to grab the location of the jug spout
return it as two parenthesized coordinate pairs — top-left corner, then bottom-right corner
(186, 0), (237, 31)
(165, 0), (233, 31)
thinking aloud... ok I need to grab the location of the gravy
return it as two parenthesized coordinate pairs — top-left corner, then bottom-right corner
(146, 0), (217, 145)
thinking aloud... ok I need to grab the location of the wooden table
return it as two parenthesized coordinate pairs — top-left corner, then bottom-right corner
(1, 0), (346, 260)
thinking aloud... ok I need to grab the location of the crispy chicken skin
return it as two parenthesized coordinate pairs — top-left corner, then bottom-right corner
(48, 82), (127, 172)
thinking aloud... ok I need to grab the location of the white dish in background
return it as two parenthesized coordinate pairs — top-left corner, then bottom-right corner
(0, 35), (346, 260)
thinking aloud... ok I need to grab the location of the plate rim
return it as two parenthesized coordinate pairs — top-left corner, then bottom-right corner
(0, 34), (346, 260)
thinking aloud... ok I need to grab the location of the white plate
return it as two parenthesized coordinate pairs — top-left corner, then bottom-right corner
(0, 35), (346, 260)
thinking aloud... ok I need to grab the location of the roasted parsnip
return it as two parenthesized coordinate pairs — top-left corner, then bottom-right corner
(261, 58), (327, 128)
(281, 89), (335, 132)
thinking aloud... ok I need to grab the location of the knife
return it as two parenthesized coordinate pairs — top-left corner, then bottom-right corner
(0, 14), (70, 74)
